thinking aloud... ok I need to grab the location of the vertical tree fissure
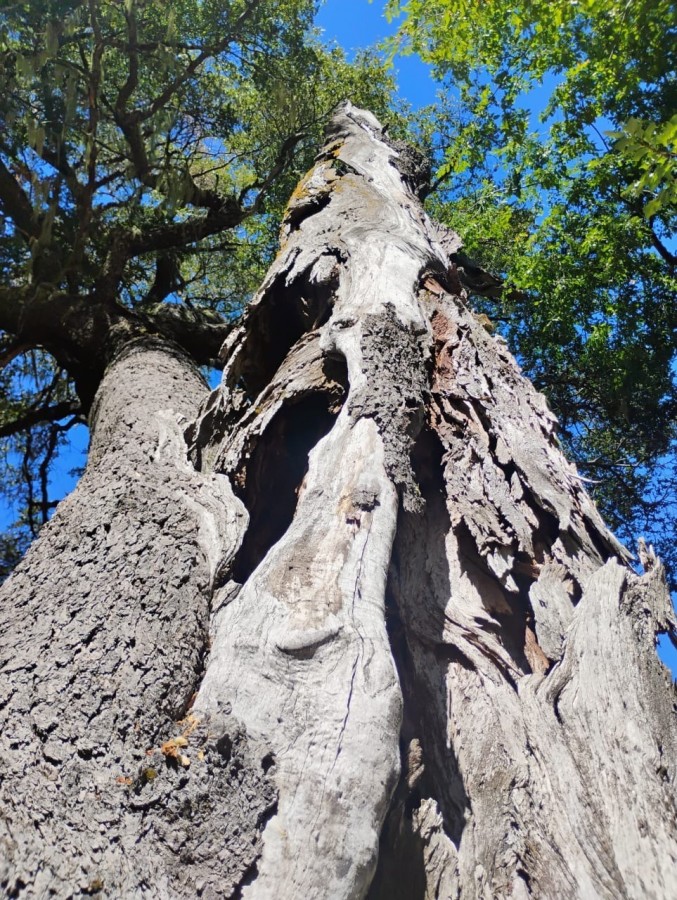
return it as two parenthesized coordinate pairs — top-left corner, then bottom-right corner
(189, 104), (677, 899)
(1, 104), (675, 899)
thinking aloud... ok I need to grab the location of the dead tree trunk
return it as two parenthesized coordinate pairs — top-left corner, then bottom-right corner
(1, 104), (676, 898)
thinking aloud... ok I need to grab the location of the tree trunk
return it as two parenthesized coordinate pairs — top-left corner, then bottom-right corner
(1, 104), (676, 898)
(0, 340), (275, 896)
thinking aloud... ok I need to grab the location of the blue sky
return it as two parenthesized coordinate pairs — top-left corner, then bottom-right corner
(316, 0), (438, 108)
(2, 0), (676, 678)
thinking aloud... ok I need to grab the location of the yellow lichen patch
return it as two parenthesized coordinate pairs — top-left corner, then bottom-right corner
(278, 157), (347, 247)
(472, 312), (496, 334)
(159, 713), (202, 767)
(322, 138), (345, 159)
(160, 735), (190, 767)
(285, 166), (322, 211)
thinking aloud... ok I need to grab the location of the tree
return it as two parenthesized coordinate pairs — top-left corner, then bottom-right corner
(0, 0), (399, 570)
(1, 101), (676, 898)
(387, 0), (677, 574)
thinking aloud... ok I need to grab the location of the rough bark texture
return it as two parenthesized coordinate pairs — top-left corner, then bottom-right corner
(1, 104), (676, 898)
(0, 341), (276, 897)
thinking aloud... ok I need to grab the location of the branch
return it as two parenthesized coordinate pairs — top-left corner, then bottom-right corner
(0, 156), (39, 241)
(0, 286), (29, 337)
(241, 130), (307, 211)
(116, 0), (140, 113)
(112, 0), (153, 185)
(86, 0), (105, 192)
(113, 113), (235, 213)
(648, 222), (676, 268)
(619, 192), (676, 268)
(141, 0), (262, 123)
(38, 145), (85, 204)
(39, 432), (56, 525)
(0, 339), (34, 370)
(112, 1), (263, 212)
(21, 428), (37, 537)
(141, 253), (184, 305)
(0, 401), (83, 439)
(127, 199), (245, 256)
(142, 302), (232, 365)
(37, 419), (68, 525)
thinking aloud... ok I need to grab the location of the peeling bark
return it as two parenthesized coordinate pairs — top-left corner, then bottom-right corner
(189, 104), (677, 899)
(1, 105), (676, 898)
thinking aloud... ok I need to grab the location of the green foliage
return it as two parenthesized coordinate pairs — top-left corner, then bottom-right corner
(0, 0), (398, 307)
(393, 0), (677, 575)
(609, 115), (677, 219)
(0, 0), (401, 570)
(0, 348), (83, 570)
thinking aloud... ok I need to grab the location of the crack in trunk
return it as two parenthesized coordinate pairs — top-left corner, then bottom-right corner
(1, 104), (676, 899)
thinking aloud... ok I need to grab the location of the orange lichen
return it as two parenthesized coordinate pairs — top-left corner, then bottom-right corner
(160, 735), (190, 767)
(159, 714), (202, 768)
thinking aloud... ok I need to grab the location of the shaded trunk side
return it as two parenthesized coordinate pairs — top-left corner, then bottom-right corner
(371, 292), (677, 899)
(0, 340), (275, 897)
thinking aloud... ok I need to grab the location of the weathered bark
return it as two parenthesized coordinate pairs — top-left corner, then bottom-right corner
(1, 104), (676, 898)
(0, 340), (276, 896)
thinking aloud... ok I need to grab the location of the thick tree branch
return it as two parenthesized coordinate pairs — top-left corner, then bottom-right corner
(0, 286), (28, 337)
(0, 339), (35, 370)
(648, 222), (676, 268)
(116, 0), (140, 113)
(142, 302), (232, 366)
(95, 194), (244, 304)
(141, 254), (184, 305)
(0, 400), (82, 440)
(0, 157), (39, 241)
(127, 200), (245, 256)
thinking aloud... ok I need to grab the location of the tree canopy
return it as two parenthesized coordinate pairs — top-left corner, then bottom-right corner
(389, 0), (677, 576)
(0, 0), (401, 573)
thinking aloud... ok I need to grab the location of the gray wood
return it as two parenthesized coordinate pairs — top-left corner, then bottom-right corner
(1, 104), (675, 898)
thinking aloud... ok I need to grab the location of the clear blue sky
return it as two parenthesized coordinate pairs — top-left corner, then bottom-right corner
(3, 0), (676, 678)
(316, 0), (438, 108)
